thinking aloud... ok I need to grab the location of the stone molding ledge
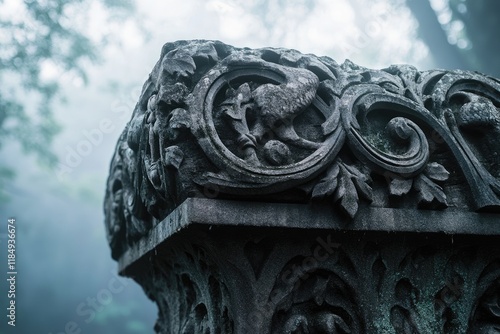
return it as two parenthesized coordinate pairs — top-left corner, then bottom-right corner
(118, 198), (500, 273)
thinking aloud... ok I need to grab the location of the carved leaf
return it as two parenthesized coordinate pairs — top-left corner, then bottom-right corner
(372, 257), (387, 293)
(389, 178), (413, 196)
(424, 162), (450, 182)
(244, 238), (274, 279)
(187, 42), (219, 64)
(342, 163), (373, 201)
(335, 164), (361, 219)
(220, 84), (252, 120)
(396, 279), (419, 307)
(312, 161), (372, 218)
(163, 50), (196, 80)
(351, 174), (373, 202)
(339, 184), (359, 218)
(387, 162), (449, 206)
(414, 174), (448, 208)
(311, 163), (339, 198)
(223, 83), (252, 104)
(164, 146), (184, 169)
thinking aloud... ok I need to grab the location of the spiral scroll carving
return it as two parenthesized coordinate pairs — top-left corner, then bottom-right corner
(104, 40), (500, 259)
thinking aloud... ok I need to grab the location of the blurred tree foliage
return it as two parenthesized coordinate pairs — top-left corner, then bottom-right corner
(0, 0), (137, 196)
(407, 0), (500, 77)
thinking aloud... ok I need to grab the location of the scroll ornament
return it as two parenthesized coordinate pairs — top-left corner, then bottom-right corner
(104, 40), (500, 259)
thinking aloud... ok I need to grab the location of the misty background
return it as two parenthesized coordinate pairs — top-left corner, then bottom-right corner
(0, 0), (498, 333)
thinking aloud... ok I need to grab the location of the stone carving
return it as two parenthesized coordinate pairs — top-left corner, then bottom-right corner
(105, 40), (500, 334)
(269, 263), (363, 333)
(215, 57), (321, 165)
(134, 243), (234, 333)
(119, 222), (500, 333)
(469, 260), (500, 333)
(265, 235), (500, 334)
(104, 40), (500, 259)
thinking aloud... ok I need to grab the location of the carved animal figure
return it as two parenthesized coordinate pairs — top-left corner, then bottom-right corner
(250, 64), (321, 149)
(220, 58), (321, 164)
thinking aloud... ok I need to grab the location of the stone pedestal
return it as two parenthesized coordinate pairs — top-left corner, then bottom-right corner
(104, 40), (500, 333)
(119, 199), (500, 333)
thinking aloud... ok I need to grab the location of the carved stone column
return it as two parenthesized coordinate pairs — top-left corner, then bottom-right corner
(104, 40), (500, 333)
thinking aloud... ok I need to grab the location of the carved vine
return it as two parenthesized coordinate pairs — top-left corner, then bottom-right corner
(104, 40), (500, 259)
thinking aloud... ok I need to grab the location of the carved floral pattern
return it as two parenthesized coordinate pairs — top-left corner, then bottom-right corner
(131, 231), (500, 333)
(135, 244), (234, 334)
(104, 40), (500, 260)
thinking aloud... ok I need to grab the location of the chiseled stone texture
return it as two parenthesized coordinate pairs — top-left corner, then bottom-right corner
(104, 40), (500, 333)
(121, 199), (500, 333)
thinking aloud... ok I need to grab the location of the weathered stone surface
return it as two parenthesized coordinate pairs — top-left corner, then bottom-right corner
(118, 198), (500, 272)
(104, 40), (500, 333)
(121, 198), (500, 333)
(104, 40), (500, 260)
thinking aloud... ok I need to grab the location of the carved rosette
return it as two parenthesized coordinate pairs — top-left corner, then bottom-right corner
(104, 40), (500, 259)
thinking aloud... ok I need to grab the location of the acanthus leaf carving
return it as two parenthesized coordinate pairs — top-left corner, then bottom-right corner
(424, 162), (450, 182)
(311, 159), (372, 218)
(162, 49), (196, 81)
(270, 268), (363, 334)
(311, 162), (340, 199)
(389, 177), (413, 196)
(414, 173), (448, 209)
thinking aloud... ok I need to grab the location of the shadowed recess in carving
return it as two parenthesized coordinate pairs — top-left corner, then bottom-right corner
(140, 245), (234, 334)
(469, 260), (500, 333)
(271, 271), (364, 334)
(244, 237), (275, 279)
